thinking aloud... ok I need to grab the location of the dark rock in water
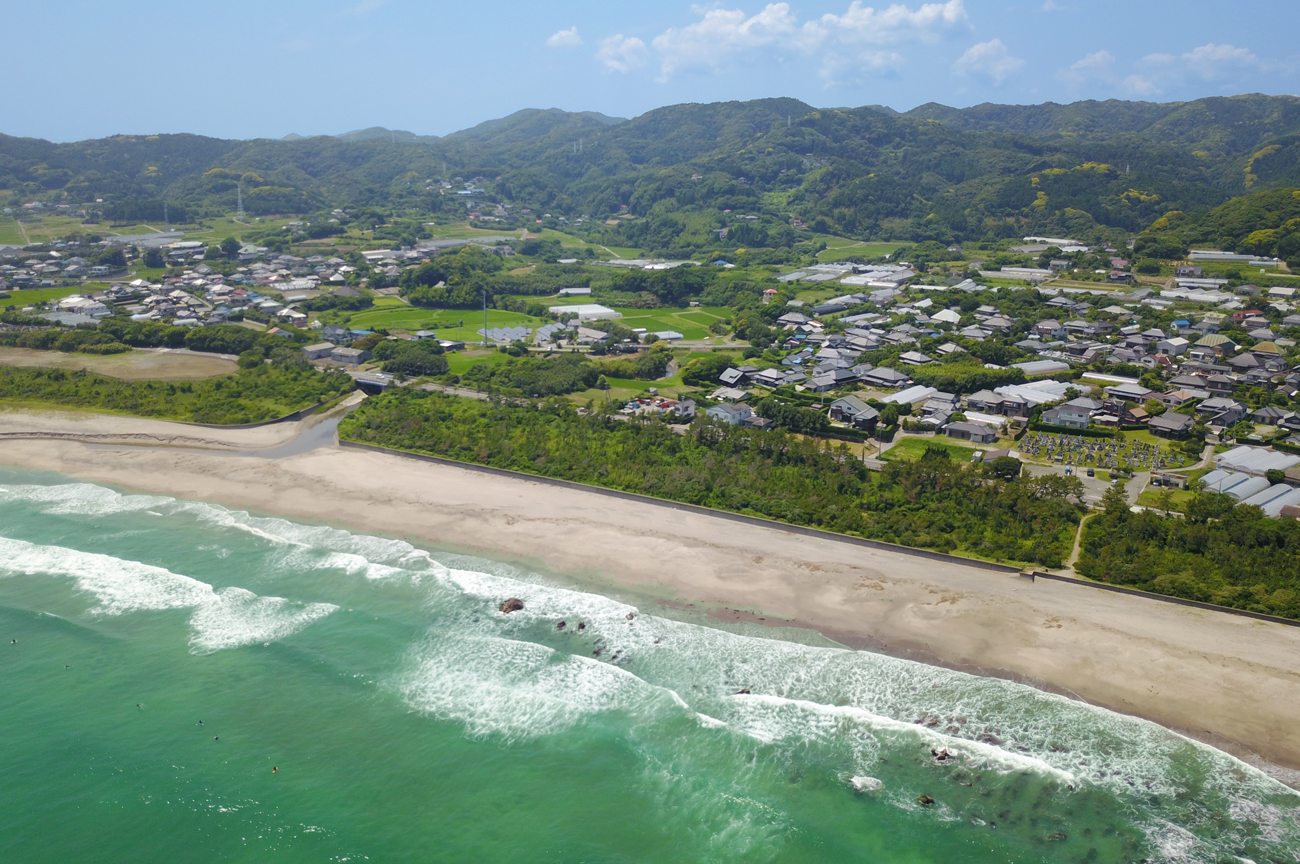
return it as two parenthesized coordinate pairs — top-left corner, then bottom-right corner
(592, 649), (601, 657)
(737, 688), (751, 695)
(577, 622), (586, 631)
(556, 621), (566, 630)
(977, 732), (1003, 746)
(625, 613), (635, 621)
(918, 795), (934, 806)
(498, 598), (524, 614)
(1047, 832), (1067, 842)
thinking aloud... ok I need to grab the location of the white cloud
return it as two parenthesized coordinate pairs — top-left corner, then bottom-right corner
(800, 0), (969, 48)
(652, 3), (798, 77)
(547, 27), (583, 48)
(596, 35), (649, 73)
(953, 39), (1024, 84)
(1127, 43), (1260, 94)
(1059, 49), (1115, 84)
(1040, 0), (1065, 11)
(604, 1), (966, 81)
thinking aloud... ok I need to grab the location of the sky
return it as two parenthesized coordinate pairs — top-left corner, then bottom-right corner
(4, 0), (1298, 142)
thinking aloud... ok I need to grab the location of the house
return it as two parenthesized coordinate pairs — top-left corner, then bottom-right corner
(861, 367), (912, 389)
(829, 395), (880, 429)
(1196, 397), (1247, 426)
(1148, 411), (1195, 439)
(673, 399), (697, 421)
(1033, 319), (1067, 340)
(1105, 383), (1153, 402)
(302, 342), (335, 361)
(719, 367), (745, 386)
(946, 421), (998, 444)
(965, 389), (1006, 414)
(898, 351), (934, 366)
(1041, 397), (1097, 430)
(1156, 337), (1189, 356)
(706, 403), (753, 425)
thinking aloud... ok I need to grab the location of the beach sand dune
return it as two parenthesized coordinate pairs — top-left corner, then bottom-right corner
(1, 406), (1298, 781)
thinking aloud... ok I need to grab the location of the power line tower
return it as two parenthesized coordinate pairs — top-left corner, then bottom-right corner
(164, 202), (169, 227)
(236, 185), (246, 221)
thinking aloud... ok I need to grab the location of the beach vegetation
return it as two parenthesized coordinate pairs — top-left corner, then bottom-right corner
(1078, 489), (1300, 620)
(0, 363), (352, 424)
(339, 390), (1084, 567)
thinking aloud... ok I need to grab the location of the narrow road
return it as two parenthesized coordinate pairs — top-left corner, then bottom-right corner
(1066, 513), (1092, 571)
(15, 220), (30, 245)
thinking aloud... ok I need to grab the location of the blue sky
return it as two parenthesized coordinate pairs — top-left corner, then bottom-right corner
(6, 0), (1298, 141)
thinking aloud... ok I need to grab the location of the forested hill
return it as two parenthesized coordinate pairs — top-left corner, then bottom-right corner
(4, 93), (1300, 245)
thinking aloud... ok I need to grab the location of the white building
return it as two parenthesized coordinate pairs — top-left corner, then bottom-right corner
(546, 303), (622, 321)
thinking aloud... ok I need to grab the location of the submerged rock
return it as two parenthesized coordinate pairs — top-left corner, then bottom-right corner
(917, 795), (935, 806)
(498, 598), (524, 614)
(556, 620), (566, 630)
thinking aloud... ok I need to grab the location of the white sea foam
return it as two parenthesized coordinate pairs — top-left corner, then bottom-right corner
(399, 632), (673, 740)
(0, 535), (212, 615)
(188, 587), (338, 655)
(0, 535), (335, 652)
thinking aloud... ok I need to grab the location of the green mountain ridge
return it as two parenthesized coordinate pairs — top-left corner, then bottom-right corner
(4, 94), (1299, 246)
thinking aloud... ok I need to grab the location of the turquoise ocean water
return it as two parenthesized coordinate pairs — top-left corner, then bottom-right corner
(0, 468), (1296, 863)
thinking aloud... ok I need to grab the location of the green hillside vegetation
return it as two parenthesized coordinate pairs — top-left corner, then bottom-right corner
(0, 363), (352, 424)
(338, 391), (1083, 566)
(6, 94), (1300, 253)
(1134, 187), (1300, 265)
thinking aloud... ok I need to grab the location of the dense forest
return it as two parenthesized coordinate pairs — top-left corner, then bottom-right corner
(1078, 486), (1300, 620)
(0, 364), (353, 424)
(338, 390), (1083, 566)
(5, 94), (1300, 246)
(1135, 186), (1300, 265)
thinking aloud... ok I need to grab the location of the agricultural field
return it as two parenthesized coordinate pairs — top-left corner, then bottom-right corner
(0, 347), (237, 380)
(0, 214), (89, 245)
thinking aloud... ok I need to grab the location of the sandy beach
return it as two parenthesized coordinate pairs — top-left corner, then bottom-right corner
(2, 405), (1299, 783)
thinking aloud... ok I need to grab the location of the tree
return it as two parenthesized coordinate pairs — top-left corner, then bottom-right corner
(204, 245), (221, 260)
(220, 236), (242, 259)
(1101, 482), (1128, 515)
(987, 456), (1022, 480)
(1266, 468), (1286, 485)
(143, 248), (165, 268)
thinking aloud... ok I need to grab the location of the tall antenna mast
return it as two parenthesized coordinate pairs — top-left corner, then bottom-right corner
(164, 202), (169, 227)
(236, 185), (245, 221)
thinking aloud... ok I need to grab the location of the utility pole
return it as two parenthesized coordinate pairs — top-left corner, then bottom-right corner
(164, 202), (169, 227)
(482, 290), (488, 348)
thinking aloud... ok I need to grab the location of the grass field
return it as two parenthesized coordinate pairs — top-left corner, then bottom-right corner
(0, 214), (88, 245)
(813, 235), (908, 262)
(0, 347), (237, 380)
(609, 306), (729, 341)
(881, 436), (982, 461)
(347, 300), (546, 342)
(445, 349), (513, 376)
(0, 286), (89, 308)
